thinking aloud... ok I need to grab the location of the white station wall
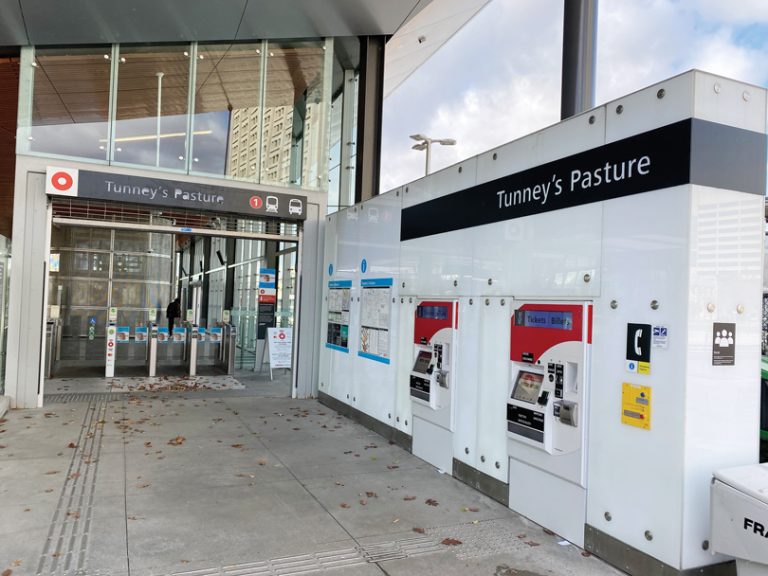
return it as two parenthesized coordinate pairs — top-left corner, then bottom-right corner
(318, 71), (767, 572)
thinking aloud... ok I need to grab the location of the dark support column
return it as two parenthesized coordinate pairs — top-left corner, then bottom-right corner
(224, 238), (236, 312)
(201, 237), (211, 324)
(354, 35), (386, 203)
(561, 0), (598, 120)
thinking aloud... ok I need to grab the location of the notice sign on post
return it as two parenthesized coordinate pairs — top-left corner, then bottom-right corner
(266, 327), (292, 380)
(713, 322), (736, 366)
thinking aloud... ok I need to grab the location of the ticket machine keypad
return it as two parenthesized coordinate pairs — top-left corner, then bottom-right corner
(548, 363), (565, 399)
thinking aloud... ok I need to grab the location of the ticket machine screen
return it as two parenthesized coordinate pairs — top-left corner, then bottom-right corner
(514, 309), (573, 330)
(512, 371), (544, 404)
(413, 350), (432, 373)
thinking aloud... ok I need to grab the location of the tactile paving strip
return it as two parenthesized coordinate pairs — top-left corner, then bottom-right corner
(36, 397), (110, 576)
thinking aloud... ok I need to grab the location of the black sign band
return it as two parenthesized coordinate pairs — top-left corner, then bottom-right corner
(401, 119), (766, 241)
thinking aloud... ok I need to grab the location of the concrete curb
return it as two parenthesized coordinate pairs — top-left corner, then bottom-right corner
(0, 395), (9, 419)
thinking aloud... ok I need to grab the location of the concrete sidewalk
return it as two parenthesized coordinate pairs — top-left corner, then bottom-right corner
(0, 390), (625, 576)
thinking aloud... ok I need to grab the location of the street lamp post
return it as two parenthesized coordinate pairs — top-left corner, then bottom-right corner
(410, 134), (456, 176)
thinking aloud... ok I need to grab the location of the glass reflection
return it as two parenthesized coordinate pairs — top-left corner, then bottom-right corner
(193, 43), (262, 178)
(29, 47), (111, 160)
(114, 45), (190, 170)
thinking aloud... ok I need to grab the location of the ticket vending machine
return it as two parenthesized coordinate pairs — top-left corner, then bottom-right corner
(410, 300), (458, 472)
(506, 302), (591, 546)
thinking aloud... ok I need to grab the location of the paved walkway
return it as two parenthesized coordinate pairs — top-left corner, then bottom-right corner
(0, 388), (625, 576)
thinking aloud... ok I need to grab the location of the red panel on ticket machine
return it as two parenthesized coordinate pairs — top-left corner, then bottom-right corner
(510, 304), (588, 364)
(414, 301), (455, 344)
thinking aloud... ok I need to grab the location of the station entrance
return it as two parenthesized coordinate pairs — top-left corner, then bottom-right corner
(42, 196), (301, 397)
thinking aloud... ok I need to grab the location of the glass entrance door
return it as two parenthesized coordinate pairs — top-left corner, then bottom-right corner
(48, 225), (174, 378)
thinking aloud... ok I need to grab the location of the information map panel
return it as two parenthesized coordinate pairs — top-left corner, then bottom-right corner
(326, 280), (352, 352)
(358, 278), (393, 364)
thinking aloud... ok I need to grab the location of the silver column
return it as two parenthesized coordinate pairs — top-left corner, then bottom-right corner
(561, 0), (598, 119)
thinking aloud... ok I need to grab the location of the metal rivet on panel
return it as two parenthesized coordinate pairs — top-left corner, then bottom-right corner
(707, 303), (716, 313)
(480, 455), (486, 463)
(465, 447), (469, 454)
(743, 91), (751, 102)
(610, 300), (618, 309)
(402, 282), (406, 288)
(409, 297), (413, 304)
(650, 300), (659, 310)
(501, 299), (506, 306)
(656, 88), (665, 99)
(702, 540), (709, 551)
(644, 531), (653, 541)
(714, 83), (721, 94)
(388, 413), (391, 419)
(588, 115), (596, 125)
(469, 299), (474, 305)
(495, 461), (501, 469)
(616, 104), (624, 114)
(487, 278), (493, 285)
(405, 187), (409, 193)
(458, 166), (463, 173)
(583, 273), (591, 283)
(392, 298), (396, 303)
(405, 420), (408, 426)
(397, 416), (400, 422)
(353, 397), (356, 402)
(493, 152), (498, 160)
(346, 394), (349, 399)
(737, 304), (745, 314)
(485, 299), (490, 306)
(321, 382), (324, 387)
(604, 512), (612, 521)
(396, 190), (399, 197)
(453, 280), (458, 287)
(357, 297), (360, 302)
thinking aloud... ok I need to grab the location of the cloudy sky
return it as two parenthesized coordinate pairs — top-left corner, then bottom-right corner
(380, 0), (768, 192)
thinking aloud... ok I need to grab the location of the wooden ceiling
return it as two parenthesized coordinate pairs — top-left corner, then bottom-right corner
(0, 56), (19, 240)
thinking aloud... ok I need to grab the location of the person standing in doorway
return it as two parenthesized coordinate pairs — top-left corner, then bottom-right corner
(166, 297), (181, 330)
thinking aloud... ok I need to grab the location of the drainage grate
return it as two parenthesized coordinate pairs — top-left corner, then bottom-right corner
(45, 393), (125, 404)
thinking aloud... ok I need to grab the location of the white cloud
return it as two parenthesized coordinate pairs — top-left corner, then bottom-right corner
(381, 0), (768, 193)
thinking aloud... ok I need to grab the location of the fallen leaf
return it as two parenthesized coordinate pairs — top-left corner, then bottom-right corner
(66, 511), (80, 519)
(441, 538), (462, 546)
(425, 498), (439, 507)
(365, 491), (378, 498)
(543, 528), (555, 535)
(412, 527), (425, 534)
(403, 496), (416, 501)
(387, 464), (399, 469)
(230, 444), (244, 449)
(45, 471), (60, 475)
(516, 534), (527, 539)
(257, 458), (268, 466)
(340, 503), (350, 509)
(67, 442), (77, 449)
(144, 442), (152, 448)
(335, 481), (345, 486)
(2, 569), (12, 576)
(359, 499), (368, 505)
(392, 517), (400, 523)
(524, 541), (540, 547)
(167, 436), (185, 446)
(69, 472), (80, 480)
(44, 489), (53, 493)
(469, 507), (480, 512)
(581, 551), (592, 557)
(12, 561), (21, 567)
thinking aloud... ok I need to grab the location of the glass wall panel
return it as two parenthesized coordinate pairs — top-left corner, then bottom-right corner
(193, 43), (263, 178)
(26, 47), (111, 160)
(261, 40), (327, 189)
(114, 45), (190, 170)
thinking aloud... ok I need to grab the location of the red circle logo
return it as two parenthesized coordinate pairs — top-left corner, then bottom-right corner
(52, 171), (73, 191)
(249, 196), (263, 209)
(278, 332), (286, 340)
